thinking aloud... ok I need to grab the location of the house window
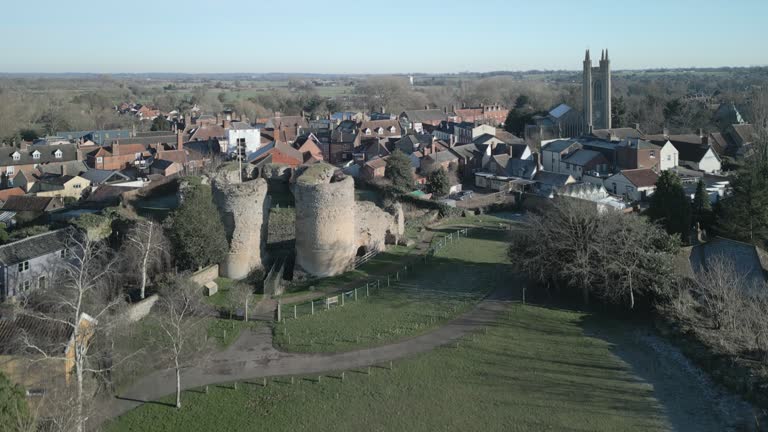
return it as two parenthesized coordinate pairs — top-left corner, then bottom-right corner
(74, 183), (81, 189)
(60, 249), (70, 258)
(32, 151), (40, 159)
(6, 166), (14, 176)
(135, 152), (141, 159)
(17, 261), (29, 272)
(626, 186), (634, 193)
(666, 154), (671, 161)
(22, 280), (31, 292)
(12, 152), (20, 161)
(649, 150), (656, 158)
(96, 156), (103, 164)
(38, 276), (47, 290)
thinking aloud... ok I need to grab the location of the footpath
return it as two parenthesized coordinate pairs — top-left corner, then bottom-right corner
(96, 285), (514, 424)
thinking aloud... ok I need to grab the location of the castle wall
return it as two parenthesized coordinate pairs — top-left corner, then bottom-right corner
(212, 175), (270, 280)
(294, 171), (356, 277)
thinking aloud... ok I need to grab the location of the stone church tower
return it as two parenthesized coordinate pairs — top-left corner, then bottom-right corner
(583, 49), (611, 131)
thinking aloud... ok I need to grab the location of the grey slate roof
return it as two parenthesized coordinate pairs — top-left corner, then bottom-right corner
(0, 144), (78, 166)
(80, 169), (130, 184)
(37, 160), (88, 176)
(534, 170), (572, 187)
(687, 237), (768, 289)
(542, 139), (579, 153)
(0, 229), (66, 265)
(401, 109), (448, 124)
(564, 149), (604, 166)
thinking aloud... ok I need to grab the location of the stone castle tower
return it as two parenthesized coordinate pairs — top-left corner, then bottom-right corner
(583, 49), (611, 131)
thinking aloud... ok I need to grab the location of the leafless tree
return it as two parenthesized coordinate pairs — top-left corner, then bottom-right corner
(152, 276), (213, 409)
(229, 282), (254, 322)
(15, 230), (125, 432)
(123, 219), (169, 299)
(510, 198), (678, 307)
(693, 256), (747, 331)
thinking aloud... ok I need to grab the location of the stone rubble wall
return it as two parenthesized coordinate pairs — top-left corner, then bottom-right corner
(212, 174), (271, 280)
(294, 174), (357, 277)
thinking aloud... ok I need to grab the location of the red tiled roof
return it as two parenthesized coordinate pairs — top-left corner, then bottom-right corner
(0, 187), (25, 203)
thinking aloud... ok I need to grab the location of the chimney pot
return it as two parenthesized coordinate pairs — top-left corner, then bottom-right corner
(424, 105), (429, 110)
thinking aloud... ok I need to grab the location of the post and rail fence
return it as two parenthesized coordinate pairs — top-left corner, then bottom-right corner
(278, 227), (471, 322)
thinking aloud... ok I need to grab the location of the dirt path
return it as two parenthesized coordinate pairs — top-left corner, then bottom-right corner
(94, 285), (515, 426)
(586, 322), (758, 432)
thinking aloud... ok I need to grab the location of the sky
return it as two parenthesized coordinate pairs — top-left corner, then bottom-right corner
(2, 0), (767, 74)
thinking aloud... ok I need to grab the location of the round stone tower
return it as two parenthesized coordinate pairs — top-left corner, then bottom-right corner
(293, 163), (356, 277)
(211, 173), (270, 280)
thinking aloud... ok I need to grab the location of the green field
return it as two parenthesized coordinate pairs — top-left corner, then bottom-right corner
(107, 303), (668, 432)
(275, 227), (512, 352)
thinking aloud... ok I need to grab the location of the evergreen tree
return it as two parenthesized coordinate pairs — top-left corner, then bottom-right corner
(692, 179), (713, 228)
(151, 116), (172, 131)
(717, 149), (768, 245)
(648, 171), (691, 242)
(427, 168), (450, 198)
(384, 150), (414, 193)
(0, 372), (29, 430)
(165, 178), (229, 270)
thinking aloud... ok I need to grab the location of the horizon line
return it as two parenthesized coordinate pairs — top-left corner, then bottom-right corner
(1, 64), (767, 77)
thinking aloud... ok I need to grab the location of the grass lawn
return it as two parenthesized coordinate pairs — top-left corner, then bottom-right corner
(274, 227), (512, 352)
(107, 303), (668, 432)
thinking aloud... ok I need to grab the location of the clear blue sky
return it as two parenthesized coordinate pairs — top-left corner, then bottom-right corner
(3, 0), (767, 74)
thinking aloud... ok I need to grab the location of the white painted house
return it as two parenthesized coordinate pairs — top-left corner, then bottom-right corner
(659, 141), (679, 171)
(226, 122), (262, 160)
(605, 168), (659, 202)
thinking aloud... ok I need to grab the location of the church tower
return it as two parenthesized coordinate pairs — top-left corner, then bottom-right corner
(583, 49), (611, 131)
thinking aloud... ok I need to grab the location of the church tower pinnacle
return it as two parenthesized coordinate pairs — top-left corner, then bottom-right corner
(583, 48), (612, 130)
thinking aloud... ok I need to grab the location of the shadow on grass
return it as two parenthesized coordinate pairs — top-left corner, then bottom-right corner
(115, 396), (176, 408)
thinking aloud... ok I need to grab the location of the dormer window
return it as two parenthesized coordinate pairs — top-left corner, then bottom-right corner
(54, 149), (63, 159)
(376, 127), (384, 134)
(389, 126), (396, 133)
(364, 128), (371, 136)
(12, 151), (20, 161)
(32, 150), (41, 160)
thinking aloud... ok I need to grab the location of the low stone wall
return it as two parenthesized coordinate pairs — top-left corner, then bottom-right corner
(124, 294), (159, 323)
(190, 264), (220, 286)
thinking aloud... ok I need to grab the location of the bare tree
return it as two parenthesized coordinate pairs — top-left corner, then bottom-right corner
(123, 219), (169, 299)
(230, 282), (254, 322)
(15, 230), (124, 432)
(152, 276), (213, 409)
(693, 256), (747, 331)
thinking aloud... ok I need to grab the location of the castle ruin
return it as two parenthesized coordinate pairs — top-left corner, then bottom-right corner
(211, 170), (271, 280)
(293, 163), (403, 277)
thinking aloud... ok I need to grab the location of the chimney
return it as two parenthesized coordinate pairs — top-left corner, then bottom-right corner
(380, 106), (385, 114)
(451, 105), (456, 113)
(697, 128), (704, 138)
(443, 106), (447, 114)
(114, 143), (120, 156)
(223, 119), (231, 129)
(216, 113), (221, 125)
(177, 130), (184, 151)
(634, 123), (640, 131)
(662, 127), (669, 138)
(424, 105), (429, 110)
